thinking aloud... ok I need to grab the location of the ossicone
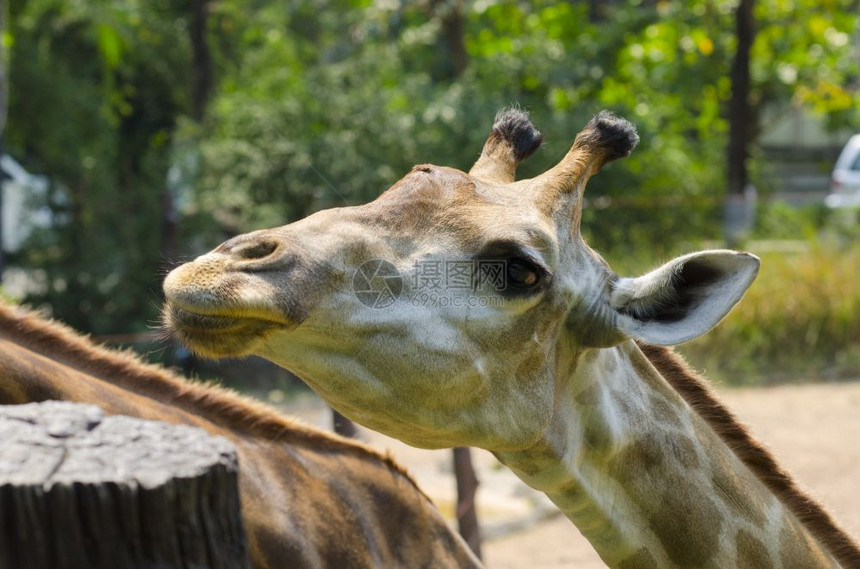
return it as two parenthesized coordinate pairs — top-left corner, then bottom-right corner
(469, 107), (543, 184)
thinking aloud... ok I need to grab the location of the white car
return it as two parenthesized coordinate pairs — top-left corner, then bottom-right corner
(826, 134), (860, 209)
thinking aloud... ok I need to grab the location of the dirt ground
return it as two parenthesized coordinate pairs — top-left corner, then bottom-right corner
(283, 381), (860, 569)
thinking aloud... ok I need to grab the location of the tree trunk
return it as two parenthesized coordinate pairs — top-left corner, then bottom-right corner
(160, 186), (178, 264)
(0, 401), (250, 569)
(441, 2), (467, 78)
(428, 0), (467, 79)
(727, 0), (755, 197)
(190, 0), (213, 123)
(0, 139), (5, 284)
(453, 447), (482, 560)
(725, 0), (756, 246)
(159, 0), (212, 268)
(0, 0), (7, 282)
(332, 408), (358, 438)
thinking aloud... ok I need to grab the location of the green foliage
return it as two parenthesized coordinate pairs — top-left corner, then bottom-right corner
(189, 0), (859, 257)
(753, 1), (860, 119)
(752, 201), (821, 240)
(7, 0), (191, 333)
(6, 0), (860, 369)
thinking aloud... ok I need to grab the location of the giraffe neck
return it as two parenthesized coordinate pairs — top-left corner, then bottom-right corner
(494, 341), (838, 569)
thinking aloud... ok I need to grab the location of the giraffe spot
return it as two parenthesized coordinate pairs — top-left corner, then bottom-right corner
(575, 385), (616, 454)
(779, 518), (833, 569)
(649, 394), (682, 425)
(609, 433), (723, 566)
(614, 395), (635, 416)
(736, 529), (773, 569)
(583, 420), (613, 453)
(667, 434), (700, 470)
(711, 459), (768, 528)
(626, 434), (666, 472)
(575, 382), (602, 407)
(622, 431), (699, 474)
(618, 547), (659, 569)
(514, 350), (548, 387)
(602, 353), (618, 373)
(648, 490), (723, 567)
(0, 364), (31, 404)
(609, 426), (731, 567)
(497, 444), (555, 477)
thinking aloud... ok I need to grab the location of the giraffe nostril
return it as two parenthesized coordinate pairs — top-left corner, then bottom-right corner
(233, 239), (279, 261)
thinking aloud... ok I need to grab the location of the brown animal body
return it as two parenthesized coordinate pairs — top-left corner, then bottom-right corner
(0, 302), (482, 569)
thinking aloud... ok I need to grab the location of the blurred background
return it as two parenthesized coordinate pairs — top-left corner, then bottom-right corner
(1, 1), (859, 566)
(2, 0), (858, 385)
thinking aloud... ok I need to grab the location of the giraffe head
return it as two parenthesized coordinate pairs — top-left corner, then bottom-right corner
(164, 109), (759, 449)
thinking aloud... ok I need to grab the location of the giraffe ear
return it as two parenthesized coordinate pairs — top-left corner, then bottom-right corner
(609, 251), (760, 346)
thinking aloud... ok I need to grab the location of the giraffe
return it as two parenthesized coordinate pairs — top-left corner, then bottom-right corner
(0, 302), (483, 569)
(163, 108), (860, 568)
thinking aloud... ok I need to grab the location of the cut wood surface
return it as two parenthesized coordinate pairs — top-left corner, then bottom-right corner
(0, 401), (249, 569)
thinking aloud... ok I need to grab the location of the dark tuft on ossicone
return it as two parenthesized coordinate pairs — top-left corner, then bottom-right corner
(577, 110), (640, 164)
(492, 108), (544, 162)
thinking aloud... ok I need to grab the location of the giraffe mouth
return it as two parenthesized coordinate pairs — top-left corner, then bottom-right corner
(164, 304), (285, 358)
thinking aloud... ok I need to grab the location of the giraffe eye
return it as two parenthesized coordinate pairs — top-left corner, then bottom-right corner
(507, 259), (540, 288)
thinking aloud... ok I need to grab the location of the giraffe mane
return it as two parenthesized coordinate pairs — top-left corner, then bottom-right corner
(0, 302), (426, 499)
(640, 342), (860, 568)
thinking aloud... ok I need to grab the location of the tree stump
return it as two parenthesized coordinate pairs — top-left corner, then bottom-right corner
(453, 447), (482, 560)
(0, 401), (249, 569)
